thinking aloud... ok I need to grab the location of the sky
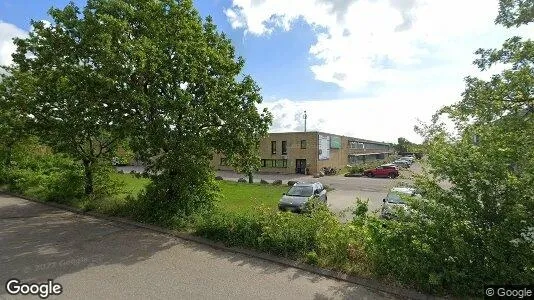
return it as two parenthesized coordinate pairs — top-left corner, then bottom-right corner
(1, 0), (533, 143)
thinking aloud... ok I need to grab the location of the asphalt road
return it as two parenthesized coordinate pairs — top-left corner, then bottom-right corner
(0, 194), (396, 300)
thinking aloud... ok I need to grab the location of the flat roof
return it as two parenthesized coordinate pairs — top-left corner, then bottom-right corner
(348, 152), (388, 156)
(268, 131), (390, 146)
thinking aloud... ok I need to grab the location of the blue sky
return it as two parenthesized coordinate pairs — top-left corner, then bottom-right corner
(0, 0), (339, 100)
(1, 0), (532, 142)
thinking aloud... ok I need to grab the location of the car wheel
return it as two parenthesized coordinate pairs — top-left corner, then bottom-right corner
(388, 173), (396, 178)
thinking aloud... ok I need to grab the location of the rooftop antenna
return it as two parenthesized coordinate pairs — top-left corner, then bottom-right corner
(304, 110), (307, 132)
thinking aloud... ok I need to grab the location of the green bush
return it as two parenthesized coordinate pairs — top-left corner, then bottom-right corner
(6, 140), (85, 202)
(194, 209), (263, 248)
(124, 163), (218, 228)
(194, 200), (360, 262)
(3, 138), (124, 206)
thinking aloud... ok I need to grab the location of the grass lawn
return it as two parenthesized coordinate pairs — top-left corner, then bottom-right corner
(111, 172), (151, 199)
(112, 173), (289, 214)
(216, 181), (289, 214)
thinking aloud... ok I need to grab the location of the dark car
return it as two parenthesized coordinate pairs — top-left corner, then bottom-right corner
(363, 165), (399, 178)
(278, 182), (327, 213)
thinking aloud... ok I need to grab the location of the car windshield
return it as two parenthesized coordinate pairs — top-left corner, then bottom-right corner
(286, 186), (313, 197)
(386, 192), (405, 204)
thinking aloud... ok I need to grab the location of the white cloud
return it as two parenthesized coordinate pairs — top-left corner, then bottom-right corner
(0, 21), (27, 66)
(260, 84), (460, 144)
(228, 0), (533, 142)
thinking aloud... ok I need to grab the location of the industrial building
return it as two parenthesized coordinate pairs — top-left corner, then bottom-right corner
(212, 131), (393, 175)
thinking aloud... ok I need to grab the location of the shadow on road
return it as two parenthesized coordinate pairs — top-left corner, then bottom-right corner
(0, 194), (394, 299)
(0, 194), (177, 294)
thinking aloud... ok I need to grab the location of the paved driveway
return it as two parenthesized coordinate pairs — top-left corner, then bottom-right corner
(0, 194), (396, 300)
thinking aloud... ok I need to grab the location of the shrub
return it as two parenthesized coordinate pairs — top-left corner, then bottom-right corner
(287, 180), (297, 186)
(260, 179), (269, 184)
(6, 140), (85, 202)
(194, 209), (263, 248)
(305, 251), (319, 265)
(194, 200), (341, 260)
(272, 179), (282, 185)
(237, 178), (247, 183)
(257, 210), (320, 257)
(124, 164), (218, 228)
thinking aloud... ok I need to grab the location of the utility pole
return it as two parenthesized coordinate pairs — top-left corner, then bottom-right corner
(304, 110), (307, 132)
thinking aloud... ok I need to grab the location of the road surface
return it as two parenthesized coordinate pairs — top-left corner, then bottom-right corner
(0, 194), (396, 300)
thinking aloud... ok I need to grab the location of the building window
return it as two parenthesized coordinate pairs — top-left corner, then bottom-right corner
(282, 141), (287, 155)
(300, 140), (307, 149)
(349, 142), (364, 149)
(271, 141), (277, 154)
(220, 158), (228, 166)
(261, 159), (287, 168)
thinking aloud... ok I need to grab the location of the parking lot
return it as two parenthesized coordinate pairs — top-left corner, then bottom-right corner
(117, 163), (422, 221)
(236, 164), (421, 221)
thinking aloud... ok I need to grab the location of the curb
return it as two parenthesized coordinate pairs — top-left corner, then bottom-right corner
(1, 191), (438, 300)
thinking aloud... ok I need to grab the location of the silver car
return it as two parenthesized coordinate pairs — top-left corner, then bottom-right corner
(278, 182), (327, 213)
(393, 159), (411, 168)
(400, 156), (415, 163)
(381, 187), (420, 219)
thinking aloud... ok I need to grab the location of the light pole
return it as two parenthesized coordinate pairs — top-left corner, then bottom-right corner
(304, 110), (307, 132)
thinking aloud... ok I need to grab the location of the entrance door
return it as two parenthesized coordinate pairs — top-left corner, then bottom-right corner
(295, 159), (307, 174)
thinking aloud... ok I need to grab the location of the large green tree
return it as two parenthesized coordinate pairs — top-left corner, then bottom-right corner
(74, 0), (271, 219)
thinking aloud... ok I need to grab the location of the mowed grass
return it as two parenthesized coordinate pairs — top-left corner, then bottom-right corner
(112, 173), (289, 214)
(216, 181), (289, 214)
(110, 172), (151, 199)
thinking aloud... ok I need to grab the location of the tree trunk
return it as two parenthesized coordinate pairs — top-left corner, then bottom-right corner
(83, 159), (94, 195)
(247, 171), (253, 184)
(3, 142), (14, 168)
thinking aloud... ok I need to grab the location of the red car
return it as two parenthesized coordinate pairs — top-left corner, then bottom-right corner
(364, 165), (399, 178)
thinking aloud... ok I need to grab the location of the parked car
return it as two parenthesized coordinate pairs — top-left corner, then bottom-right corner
(381, 187), (421, 219)
(363, 165), (399, 178)
(278, 182), (327, 213)
(400, 156), (415, 163)
(393, 159), (411, 168)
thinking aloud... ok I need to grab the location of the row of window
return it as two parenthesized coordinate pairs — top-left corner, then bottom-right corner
(261, 159), (288, 168)
(271, 140), (306, 154)
(349, 141), (389, 150)
(219, 158), (288, 168)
